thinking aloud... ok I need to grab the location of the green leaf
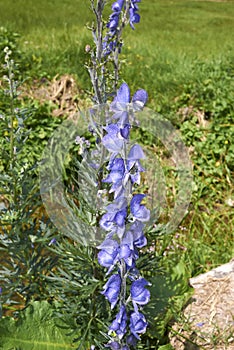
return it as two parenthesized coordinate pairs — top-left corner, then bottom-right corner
(145, 261), (193, 341)
(0, 301), (77, 350)
(158, 345), (174, 350)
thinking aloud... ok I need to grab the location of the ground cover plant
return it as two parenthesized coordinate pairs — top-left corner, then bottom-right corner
(0, 0), (233, 349)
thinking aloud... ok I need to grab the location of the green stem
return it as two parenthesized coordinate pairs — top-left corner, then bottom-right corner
(6, 54), (17, 205)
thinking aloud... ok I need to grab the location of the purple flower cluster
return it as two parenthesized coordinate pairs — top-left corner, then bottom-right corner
(103, 0), (142, 55)
(97, 83), (150, 348)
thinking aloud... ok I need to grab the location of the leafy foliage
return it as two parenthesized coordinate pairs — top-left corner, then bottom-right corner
(0, 50), (58, 315)
(43, 241), (111, 349)
(0, 301), (76, 350)
(177, 59), (234, 198)
(141, 261), (193, 348)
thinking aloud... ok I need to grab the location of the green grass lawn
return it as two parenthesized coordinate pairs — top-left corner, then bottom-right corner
(0, 0), (233, 99)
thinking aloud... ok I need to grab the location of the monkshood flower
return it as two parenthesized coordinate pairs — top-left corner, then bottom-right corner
(102, 124), (124, 153)
(102, 84), (148, 156)
(127, 144), (145, 185)
(112, 0), (125, 12)
(102, 273), (121, 309)
(109, 304), (128, 339)
(129, 311), (148, 340)
(102, 145), (146, 201)
(129, 221), (147, 248)
(97, 225), (146, 273)
(130, 278), (150, 305)
(98, 239), (119, 273)
(110, 82), (148, 121)
(129, 1), (141, 29)
(119, 235), (138, 268)
(103, 158), (126, 197)
(105, 341), (129, 350)
(130, 194), (150, 222)
(100, 197), (127, 232)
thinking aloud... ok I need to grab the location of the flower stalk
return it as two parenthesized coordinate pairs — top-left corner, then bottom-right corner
(3, 47), (18, 204)
(86, 1), (150, 348)
(96, 83), (150, 349)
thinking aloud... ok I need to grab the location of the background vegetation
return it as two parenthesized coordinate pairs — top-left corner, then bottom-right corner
(0, 0), (233, 349)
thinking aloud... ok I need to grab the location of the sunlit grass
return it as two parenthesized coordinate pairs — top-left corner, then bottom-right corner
(0, 0), (233, 95)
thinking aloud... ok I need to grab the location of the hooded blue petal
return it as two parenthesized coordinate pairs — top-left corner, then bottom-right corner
(105, 341), (121, 350)
(129, 311), (148, 339)
(128, 144), (145, 161)
(109, 304), (127, 339)
(110, 83), (131, 112)
(112, 0), (124, 12)
(102, 124), (124, 153)
(98, 249), (118, 268)
(115, 83), (131, 104)
(102, 274), (121, 309)
(132, 89), (148, 110)
(130, 278), (150, 305)
(130, 194), (150, 222)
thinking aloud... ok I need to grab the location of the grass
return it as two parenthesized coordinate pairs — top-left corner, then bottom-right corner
(0, 0), (233, 274)
(0, 0), (234, 98)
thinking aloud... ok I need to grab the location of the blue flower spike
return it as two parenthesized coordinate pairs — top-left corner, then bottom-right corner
(104, 1), (142, 56)
(99, 81), (150, 348)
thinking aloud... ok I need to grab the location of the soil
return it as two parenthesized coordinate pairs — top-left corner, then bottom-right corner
(20, 74), (91, 117)
(170, 259), (234, 350)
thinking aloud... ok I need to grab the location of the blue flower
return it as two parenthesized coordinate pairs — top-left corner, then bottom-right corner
(105, 342), (129, 350)
(119, 231), (139, 268)
(98, 239), (119, 271)
(128, 144), (145, 163)
(107, 12), (121, 33)
(109, 83), (148, 139)
(110, 83), (148, 115)
(100, 197), (127, 231)
(129, 7), (140, 29)
(129, 221), (147, 248)
(109, 304), (128, 339)
(130, 278), (150, 305)
(120, 123), (131, 139)
(102, 124), (124, 153)
(129, 311), (148, 339)
(102, 274), (121, 309)
(103, 39), (118, 56)
(103, 158), (126, 197)
(112, 0), (124, 12)
(127, 144), (145, 185)
(130, 194), (150, 222)
(105, 341), (121, 350)
(126, 334), (138, 347)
